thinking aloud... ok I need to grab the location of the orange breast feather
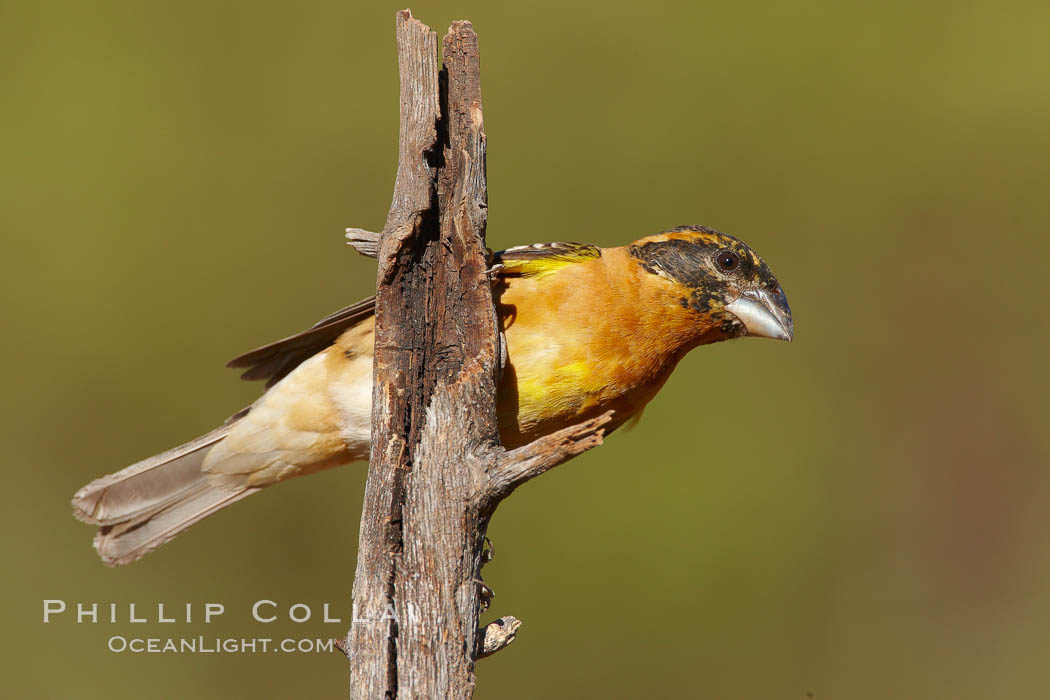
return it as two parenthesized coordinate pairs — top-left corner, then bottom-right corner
(495, 246), (709, 447)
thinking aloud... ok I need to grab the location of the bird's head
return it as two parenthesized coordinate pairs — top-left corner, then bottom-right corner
(629, 225), (793, 343)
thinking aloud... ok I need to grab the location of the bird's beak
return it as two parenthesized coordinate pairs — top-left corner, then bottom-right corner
(726, 287), (793, 341)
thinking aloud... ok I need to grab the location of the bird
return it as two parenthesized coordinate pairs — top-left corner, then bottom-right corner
(72, 225), (793, 565)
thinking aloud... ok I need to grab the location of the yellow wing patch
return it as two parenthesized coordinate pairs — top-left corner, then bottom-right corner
(495, 242), (601, 280)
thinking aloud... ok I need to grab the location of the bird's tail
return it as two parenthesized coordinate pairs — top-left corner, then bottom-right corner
(72, 421), (260, 566)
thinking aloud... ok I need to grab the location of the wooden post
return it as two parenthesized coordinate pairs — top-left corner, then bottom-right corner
(345, 10), (611, 697)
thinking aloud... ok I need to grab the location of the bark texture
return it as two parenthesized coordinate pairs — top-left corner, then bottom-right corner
(346, 10), (609, 698)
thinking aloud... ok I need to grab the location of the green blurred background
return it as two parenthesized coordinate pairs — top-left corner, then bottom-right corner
(3, 0), (1048, 697)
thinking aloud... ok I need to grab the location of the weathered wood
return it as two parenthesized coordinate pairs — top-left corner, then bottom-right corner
(347, 10), (609, 698)
(391, 20), (498, 697)
(477, 616), (522, 659)
(349, 10), (440, 698)
(487, 411), (614, 500)
(344, 227), (381, 257)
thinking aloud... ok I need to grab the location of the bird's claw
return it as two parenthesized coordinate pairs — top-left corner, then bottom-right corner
(486, 263), (505, 284)
(474, 579), (495, 611)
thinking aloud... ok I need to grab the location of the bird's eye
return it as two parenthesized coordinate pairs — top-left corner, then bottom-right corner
(714, 249), (740, 272)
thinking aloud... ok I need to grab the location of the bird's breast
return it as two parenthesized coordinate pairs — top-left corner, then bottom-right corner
(493, 253), (691, 447)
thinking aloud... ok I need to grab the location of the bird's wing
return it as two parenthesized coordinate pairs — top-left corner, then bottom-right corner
(227, 296), (376, 387)
(228, 242), (601, 386)
(494, 242), (602, 279)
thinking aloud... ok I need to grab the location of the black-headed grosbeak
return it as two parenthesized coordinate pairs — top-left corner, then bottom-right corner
(74, 225), (792, 565)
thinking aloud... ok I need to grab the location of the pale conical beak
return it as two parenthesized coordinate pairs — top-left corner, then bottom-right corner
(726, 287), (793, 341)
